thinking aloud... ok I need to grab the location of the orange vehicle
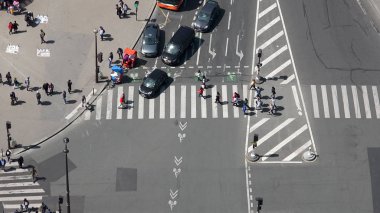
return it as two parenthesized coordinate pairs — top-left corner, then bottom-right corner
(156, 0), (184, 11)
(122, 48), (137, 69)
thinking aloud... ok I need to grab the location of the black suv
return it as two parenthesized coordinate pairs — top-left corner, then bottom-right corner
(161, 26), (195, 65)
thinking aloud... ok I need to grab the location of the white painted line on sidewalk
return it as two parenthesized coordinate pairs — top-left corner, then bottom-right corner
(311, 85), (319, 118)
(351, 85), (361, 118)
(181, 85), (186, 118)
(258, 3), (277, 18)
(257, 16), (280, 36)
(159, 92), (165, 119)
(222, 85), (229, 118)
(372, 86), (380, 119)
(0, 188), (45, 195)
(362, 86), (371, 119)
(95, 96), (102, 120)
(138, 94), (144, 119)
(0, 195), (42, 202)
(321, 85), (330, 118)
(291, 85), (302, 116)
(65, 90), (95, 120)
(341, 85), (350, 118)
(331, 85), (340, 118)
(0, 175), (31, 181)
(212, 86), (218, 118)
(257, 118), (295, 146)
(282, 140), (312, 161)
(265, 59), (290, 79)
(106, 90), (113, 119)
(0, 182), (39, 188)
(201, 90), (207, 118)
(232, 85), (239, 118)
(149, 98), (154, 119)
(249, 118), (270, 133)
(170, 86), (175, 118)
(280, 74), (294, 85)
(4, 203), (42, 209)
(191, 86), (197, 118)
(262, 124), (308, 161)
(257, 30), (283, 51)
(127, 86), (134, 119)
(225, 37), (229, 56)
(261, 45), (287, 66)
(117, 87), (123, 119)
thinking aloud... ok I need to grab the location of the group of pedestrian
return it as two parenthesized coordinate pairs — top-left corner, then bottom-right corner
(116, 0), (128, 18)
(42, 82), (54, 96)
(7, 21), (18, 34)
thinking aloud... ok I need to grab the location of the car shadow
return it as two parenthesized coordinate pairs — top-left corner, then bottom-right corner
(180, 0), (202, 11)
(209, 8), (225, 33)
(183, 37), (204, 65)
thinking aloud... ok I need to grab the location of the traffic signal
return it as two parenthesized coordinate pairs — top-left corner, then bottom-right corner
(134, 1), (139, 8)
(58, 196), (63, 204)
(256, 197), (263, 211)
(254, 134), (258, 142)
(257, 49), (262, 58)
(6, 121), (11, 130)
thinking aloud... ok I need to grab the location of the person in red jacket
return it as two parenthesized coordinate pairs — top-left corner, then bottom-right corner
(8, 22), (13, 35)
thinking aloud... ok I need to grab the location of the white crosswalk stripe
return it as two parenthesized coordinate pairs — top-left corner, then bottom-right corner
(170, 86), (175, 119)
(106, 90), (113, 119)
(222, 85), (229, 118)
(232, 85), (239, 118)
(95, 96), (102, 120)
(149, 98), (154, 119)
(211, 86), (218, 118)
(310, 85), (380, 119)
(191, 86), (197, 118)
(138, 93), (144, 119)
(117, 87), (123, 119)
(160, 91), (165, 119)
(181, 86), (186, 118)
(127, 86), (134, 119)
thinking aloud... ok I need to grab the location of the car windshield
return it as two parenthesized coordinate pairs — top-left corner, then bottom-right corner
(143, 78), (156, 88)
(197, 11), (210, 21)
(166, 43), (180, 54)
(143, 34), (156, 45)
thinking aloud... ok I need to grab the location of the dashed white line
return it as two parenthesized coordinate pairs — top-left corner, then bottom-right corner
(225, 37), (229, 56)
(228, 12), (231, 30)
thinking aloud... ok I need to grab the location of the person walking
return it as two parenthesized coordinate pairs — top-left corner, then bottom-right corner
(197, 86), (205, 99)
(40, 29), (46, 44)
(6, 72), (12, 85)
(122, 3), (128, 17)
(25, 77), (30, 91)
(13, 77), (19, 89)
(117, 48), (123, 59)
(254, 86), (262, 99)
(32, 167), (37, 183)
(255, 97), (263, 112)
(67, 80), (72, 94)
(0, 72), (2, 84)
(108, 52), (113, 68)
(215, 91), (221, 104)
(62, 90), (67, 104)
(36, 91), (41, 105)
(42, 83), (49, 95)
(81, 95), (86, 107)
(232, 92), (240, 106)
(5, 149), (11, 162)
(242, 102), (248, 114)
(49, 82), (54, 95)
(17, 156), (24, 168)
(116, 5), (123, 19)
(271, 86), (276, 98)
(195, 70), (202, 81)
(202, 74), (208, 84)
(244, 98), (250, 109)
(12, 21), (18, 33)
(249, 79), (256, 90)
(119, 93), (125, 108)
(8, 22), (13, 35)
(99, 26), (105, 41)
(22, 198), (29, 212)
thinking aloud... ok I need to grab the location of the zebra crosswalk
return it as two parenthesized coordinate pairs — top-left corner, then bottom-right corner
(81, 84), (252, 121)
(0, 161), (46, 213)
(309, 85), (380, 119)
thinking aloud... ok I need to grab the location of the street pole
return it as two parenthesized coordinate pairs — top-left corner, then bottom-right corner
(94, 29), (99, 83)
(63, 137), (71, 213)
(6, 121), (11, 150)
(134, 1), (139, 21)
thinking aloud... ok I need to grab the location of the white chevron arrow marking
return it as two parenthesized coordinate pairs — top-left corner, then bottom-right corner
(174, 156), (183, 166)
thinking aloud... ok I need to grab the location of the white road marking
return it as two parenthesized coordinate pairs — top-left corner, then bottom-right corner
(149, 98), (155, 119)
(258, 3), (277, 18)
(372, 86), (380, 119)
(127, 86), (134, 119)
(243, 84), (248, 108)
(236, 35), (244, 61)
(311, 85), (319, 118)
(362, 86), (371, 119)
(84, 106), (91, 120)
(4, 203), (42, 209)
(261, 45), (287, 66)
(65, 90), (95, 120)
(225, 37), (229, 56)
(170, 86), (175, 118)
(265, 59), (290, 78)
(282, 140), (312, 161)
(262, 124), (308, 161)
(181, 85), (186, 118)
(160, 91), (165, 119)
(222, 85), (229, 118)
(95, 96), (102, 120)
(191, 85), (197, 118)
(280, 74), (295, 84)
(0, 175), (31, 181)
(138, 94), (144, 119)
(232, 85), (239, 118)
(0, 188), (45, 195)
(117, 87), (123, 119)
(257, 118), (295, 146)
(321, 85), (330, 118)
(331, 85), (340, 118)
(228, 11), (231, 30)
(212, 86), (218, 118)
(201, 89), (207, 118)
(106, 90), (113, 119)
(208, 34), (216, 59)
(249, 118), (270, 133)
(196, 32), (202, 65)
(0, 182), (39, 188)
(257, 16), (280, 36)
(291, 85), (302, 116)
(0, 196), (42, 202)
(341, 85), (350, 118)
(351, 85), (361, 118)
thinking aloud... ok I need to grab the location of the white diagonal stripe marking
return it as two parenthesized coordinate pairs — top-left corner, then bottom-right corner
(257, 16), (280, 36)
(257, 118), (295, 146)
(249, 118), (270, 133)
(362, 86), (371, 119)
(265, 59), (291, 78)
(280, 74), (294, 84)
(258, 3), (277, 18)
(282, 140), (312, 161)
(257, 31), (283, 51)
(261, 45), (287, 66)
(331, 85), (340, 118)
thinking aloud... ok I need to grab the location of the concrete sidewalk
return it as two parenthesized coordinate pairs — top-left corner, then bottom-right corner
(0, 0), (156, 153)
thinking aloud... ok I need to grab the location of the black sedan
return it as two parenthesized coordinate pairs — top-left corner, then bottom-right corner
(192, 0), (220, 32)
(139, 69), (168, 98)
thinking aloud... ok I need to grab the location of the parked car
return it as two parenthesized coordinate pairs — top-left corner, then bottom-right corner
(192, 0), (220, 32)
(141, 23), (160, 57)
(139, 69), (168, 98)
(161, 26), (195, 65)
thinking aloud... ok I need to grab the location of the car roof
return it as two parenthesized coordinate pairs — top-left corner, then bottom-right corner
(144, 24), (158, 35)
(202, 0), (218, 13)
(170, 26), (195, 43)
(148, 69), (167, 79)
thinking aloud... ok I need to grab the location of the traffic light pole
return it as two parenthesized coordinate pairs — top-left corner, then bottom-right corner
(6, 121), (11, 150)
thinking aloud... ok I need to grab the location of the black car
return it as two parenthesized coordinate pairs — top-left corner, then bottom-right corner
(139, 69), (168, 98)
(141, 23), (160, 57)
(192, 0), (219, 32)
(161, 26), (195, 65)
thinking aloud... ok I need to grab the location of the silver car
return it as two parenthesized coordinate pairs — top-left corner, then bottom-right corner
(141, 23), (160, 57)
(192, 0), (219, 32)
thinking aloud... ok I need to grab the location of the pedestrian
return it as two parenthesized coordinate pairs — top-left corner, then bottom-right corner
(197, 86), (205, 99)
(0, 158), (6, 170)
(119, 93), (125, 108)
(108, 52), (113, 68)
(202, 74), (208, 84)
(232, 92), (240, 106)
(122, 3), (128, 17)
(17, 156), (24, 168)
(43, 83), (49, 95)
(0, 72), (2, 84)
(242, 102), (248, 114)
(201, 81), (206, 89)
(117, 48), (123, 59)
(81, 95), (86, 107)
(255, 97), (263, 112)
(13, 77), (19, 89)
(5, 149), (11, 162)
(254, 86), (261, 99)
(244, 98), (250, 109)
(22, 198), (29, 212)
(271, 97), (277, 109)
(6, 72), (12, 85)
(119, 0), (124, 8)
(62, 90), (67, 104)
(49, 82), (54, 95)
(25, 77), (30, 91)
(99, 26), (105, 41)
(8, 21), (13, 35)
(32, 167), (37, 183)
(249, 79), (256, 90)
(12, 21), (18, 33)
(215, 91), (221, 104)
(271, 86), (276, 98)
(195, 70), (202, 81)
(40, 29), (46, 44)
(116, 5), (122, 19)
(67, 80), (72, 94)
(36, 91), (41, 105)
